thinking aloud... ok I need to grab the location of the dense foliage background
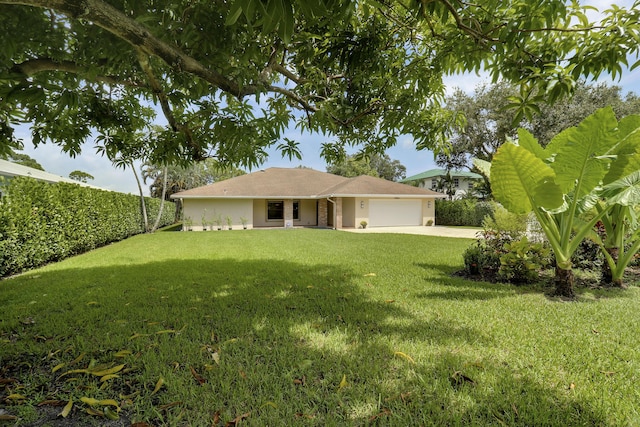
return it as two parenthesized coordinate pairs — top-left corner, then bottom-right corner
(435, 199), (494, 227)
(0, 177), (175, 277)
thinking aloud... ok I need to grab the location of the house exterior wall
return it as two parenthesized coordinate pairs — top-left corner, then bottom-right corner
(253, 199), (318, 227)
(422, 199), (436, 225)
(341, 197), (356, 228)
(355, 197), (369, 228)
(184, 199), (253, 230)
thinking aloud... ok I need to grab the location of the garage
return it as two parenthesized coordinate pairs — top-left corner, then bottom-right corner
(368, 199), (423, 227)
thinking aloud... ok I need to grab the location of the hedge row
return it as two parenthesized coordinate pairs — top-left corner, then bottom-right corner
(0, 177), (175, 277)
(435, 199), (494, 227)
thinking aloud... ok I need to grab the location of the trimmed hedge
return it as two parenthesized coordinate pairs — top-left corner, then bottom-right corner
(0, 177), (175, 277)
(436, 199), (494, 227)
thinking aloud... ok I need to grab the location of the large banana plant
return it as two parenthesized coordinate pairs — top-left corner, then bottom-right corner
(490, 107), (638, 298)
(597, 171), (640, 287)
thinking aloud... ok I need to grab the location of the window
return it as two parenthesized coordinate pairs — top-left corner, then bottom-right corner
(453, 178), (460, 188)
(431, 179), (437, 189)
(468, 182), (474, 190)
(267, 200), (300, 221)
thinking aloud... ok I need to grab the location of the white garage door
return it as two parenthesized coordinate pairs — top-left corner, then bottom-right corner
(369, 199), (422, 227)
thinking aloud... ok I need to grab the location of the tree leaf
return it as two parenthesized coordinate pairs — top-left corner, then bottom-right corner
(491, 142), (564, 214)
(601, 170), (640, 206)
(393, 351), (415, 364)
(338, 374), (348, 390)
(151, 377), (165, 395)
(550, 107), (618, 196)
(59, 399), (73, 418)
(90, 364), (125, 377)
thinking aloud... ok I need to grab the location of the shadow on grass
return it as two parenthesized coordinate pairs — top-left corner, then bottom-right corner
(0, 258), (608, 425)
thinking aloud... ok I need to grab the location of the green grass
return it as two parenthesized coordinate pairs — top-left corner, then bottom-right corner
(1, 229), (639, 426)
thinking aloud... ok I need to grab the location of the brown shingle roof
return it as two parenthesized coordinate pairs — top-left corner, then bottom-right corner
(171, 167), (444, 198)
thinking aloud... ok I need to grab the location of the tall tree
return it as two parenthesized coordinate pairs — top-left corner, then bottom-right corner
(441, 81), (640, 172)
(69, 170), (94, 183)
(1, 0), (639, 167)
(327, 154), (406, 181)
(1, 149), (45, 170)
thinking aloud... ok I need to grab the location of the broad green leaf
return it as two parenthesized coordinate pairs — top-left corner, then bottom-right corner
(491, 142), (563, 214)
(604, 121), (640, 184)
(550, 107), (618, 196)
(601, 170), (640, 206)
(517, 129), (546, 160)
(472, 158), (491, 179)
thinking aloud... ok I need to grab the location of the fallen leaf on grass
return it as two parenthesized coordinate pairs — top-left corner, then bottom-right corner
(131, 422), (153, 427)
(601, 371), (616, 376)
(52, 363), (66, 373)
(100, 374), (120, 382)
(86, 407), (104, 417)
(70, 352), (86, 366)
(151, 377), (165, 395)
(293, 376), (305, 385)
(6, 394), (27, 401)
(103, 407), (119, 420)
(0, 415), (18, 421)
(38, 400), (66, 407)
(385, 299), (395, 303)
(158, 401), (183, 410)
(129, 333), (150, 340)
(364, 273), (376, 277)
(86, 301), (99, 306)
(338, 374), (348, 390)
(369, 408), (391, 421)
(450, 371), (476, 388)
(59, 399), (73, 418)
(226, 412), (250, 425)
(80, 397), (120, 409)
(114, 350), (132, 358)
(260, 401), (278, 409)
(295, 413), (315, 419)
(212, 352), (220, 365)
(0, 378), (17, 385)
(393, 351), (415, 364)
(91, 364), (125, 377)
(190, 366), (206, 385)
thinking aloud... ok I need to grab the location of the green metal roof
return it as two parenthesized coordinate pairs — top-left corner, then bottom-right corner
(400, 168), (483, 183)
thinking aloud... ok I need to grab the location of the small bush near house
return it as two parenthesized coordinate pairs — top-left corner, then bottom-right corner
(498, 237), (550, 284)
(462, 204), (542, 283)
(435, 199), (494, 226)
(0, 177), (175, 277)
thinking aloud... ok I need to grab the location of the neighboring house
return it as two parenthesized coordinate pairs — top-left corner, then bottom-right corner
(400, 168), (483, 199)
(0, 158), (104, 196)
(170, 167), (446, 230)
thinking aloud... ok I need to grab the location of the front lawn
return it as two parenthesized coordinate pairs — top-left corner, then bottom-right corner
(1, 229), (639, 426)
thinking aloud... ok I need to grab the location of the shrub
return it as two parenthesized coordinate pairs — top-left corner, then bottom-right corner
(0, 177), (175, 277)
(435, 199), (494, 226)
(498, 237), (550, 284)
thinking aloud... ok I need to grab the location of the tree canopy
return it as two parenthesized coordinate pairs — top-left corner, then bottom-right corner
(326, 154), (406, 181)
(1, 0), (639, 167)
(1, 149), (45, 170)
(69, 170), (95, 183)
(439, 82), (640, 173)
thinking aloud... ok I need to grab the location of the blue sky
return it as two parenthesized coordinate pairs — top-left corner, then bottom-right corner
(16, 0), (640, 195)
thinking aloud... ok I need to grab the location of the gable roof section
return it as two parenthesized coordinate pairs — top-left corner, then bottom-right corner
(171, 167), (444, 199)
(323, 175), (443, 197)
(401, 168), (483, 182)
(171, 167), (347, 198)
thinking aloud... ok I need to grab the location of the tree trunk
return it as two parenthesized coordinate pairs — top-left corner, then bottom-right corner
(554, 266), (575, 299)
(131, 162), (149, 232)
(150, 165), (168, 233)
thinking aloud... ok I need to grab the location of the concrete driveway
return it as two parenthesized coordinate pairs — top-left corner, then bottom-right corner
(342, 225), (480, 239)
